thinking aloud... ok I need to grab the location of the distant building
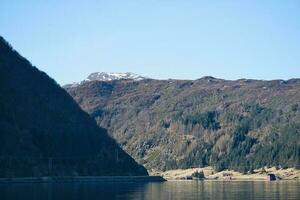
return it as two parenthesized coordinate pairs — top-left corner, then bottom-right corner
(222, 172), (233, 180)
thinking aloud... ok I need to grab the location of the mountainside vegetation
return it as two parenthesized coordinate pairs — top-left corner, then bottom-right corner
(65, 76), (300, 172)
(0, 37), (147, 177)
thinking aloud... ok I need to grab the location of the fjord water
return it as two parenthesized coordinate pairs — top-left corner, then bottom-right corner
(0, 181), (299, 200)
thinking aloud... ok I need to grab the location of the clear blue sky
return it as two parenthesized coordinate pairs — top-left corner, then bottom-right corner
(1, 0), (300, 85)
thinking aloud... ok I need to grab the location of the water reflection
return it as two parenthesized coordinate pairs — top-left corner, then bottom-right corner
(0, 181), (299, 200)
(136, 181), (300, 200)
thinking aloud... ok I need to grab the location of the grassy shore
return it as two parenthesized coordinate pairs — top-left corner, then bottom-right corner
(151, 167), (300, 181)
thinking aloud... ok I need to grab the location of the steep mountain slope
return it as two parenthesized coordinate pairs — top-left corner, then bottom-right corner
(65, 76), (300, 172)
(0, 37), (147, 177)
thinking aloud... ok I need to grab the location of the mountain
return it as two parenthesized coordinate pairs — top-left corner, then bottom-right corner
(0, 37), (147, 177)
(65, 72), (147, 88)
(65, 76), (300, 172)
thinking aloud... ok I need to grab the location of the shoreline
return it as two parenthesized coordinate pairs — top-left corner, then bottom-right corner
(152, 167), (300, 181)
(0, 175), (299, 184)
(0, 176), (166, 184)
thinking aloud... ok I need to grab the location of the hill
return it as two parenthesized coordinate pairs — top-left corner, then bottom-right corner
(0, 37), (147, 177)
(65, 75), (300, 172)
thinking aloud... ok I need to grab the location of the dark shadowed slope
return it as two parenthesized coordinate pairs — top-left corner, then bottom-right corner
(0, 36), (147, 177)
(65, 75), (300, 172)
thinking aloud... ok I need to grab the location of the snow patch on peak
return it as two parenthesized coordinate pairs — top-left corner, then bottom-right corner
(87, 72), (146, 82)
(64, 72), (147, 88)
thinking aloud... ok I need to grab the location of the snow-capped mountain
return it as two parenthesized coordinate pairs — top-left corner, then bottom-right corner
(87, 72), (146, 82)
(65, 72), (147, 88)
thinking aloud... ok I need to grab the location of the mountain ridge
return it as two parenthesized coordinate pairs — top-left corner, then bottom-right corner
(64, 72), (300, 88)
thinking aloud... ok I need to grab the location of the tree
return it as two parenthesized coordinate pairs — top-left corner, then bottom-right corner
(191, 170), (205, 179)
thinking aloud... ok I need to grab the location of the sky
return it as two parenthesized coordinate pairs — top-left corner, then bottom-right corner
(1, 0), (300, 85)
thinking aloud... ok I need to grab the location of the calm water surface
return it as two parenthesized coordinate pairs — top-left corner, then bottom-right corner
(0, 181), (299, 200)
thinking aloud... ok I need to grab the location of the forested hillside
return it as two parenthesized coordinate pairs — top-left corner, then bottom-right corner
(66, 76), (300, 172)
(0, 37), (147, 177)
